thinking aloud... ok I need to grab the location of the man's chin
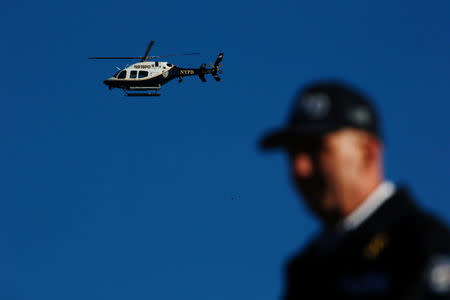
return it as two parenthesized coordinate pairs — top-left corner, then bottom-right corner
(303, 196), (341, 227)
(317, 211), (341, 228)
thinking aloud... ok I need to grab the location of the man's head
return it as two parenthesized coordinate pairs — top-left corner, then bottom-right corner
(261, 81), (384, 227)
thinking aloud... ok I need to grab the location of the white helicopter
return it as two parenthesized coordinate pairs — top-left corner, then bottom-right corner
(89, 41), (223, 96)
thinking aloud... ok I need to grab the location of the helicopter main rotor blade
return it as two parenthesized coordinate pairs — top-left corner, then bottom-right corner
(146, 52), (200, 60)
(88, 52), (199, 60)
(142, 41), (155, 62)
(89, 57), (144, 59)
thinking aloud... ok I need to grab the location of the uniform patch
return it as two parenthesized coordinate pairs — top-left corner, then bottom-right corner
(427, 256), (450, 294)
(363, 233), (389, 260)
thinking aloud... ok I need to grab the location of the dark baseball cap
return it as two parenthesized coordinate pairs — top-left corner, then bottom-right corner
(260, 80), (381, 150)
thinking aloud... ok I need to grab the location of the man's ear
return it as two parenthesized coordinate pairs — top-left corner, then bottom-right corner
(362, 133), (383, 167)
(293, 153), (314, 178)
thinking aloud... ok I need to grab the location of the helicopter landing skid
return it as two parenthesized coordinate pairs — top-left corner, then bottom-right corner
(125, 92), (161, 97)
(122, 88), (161, 97)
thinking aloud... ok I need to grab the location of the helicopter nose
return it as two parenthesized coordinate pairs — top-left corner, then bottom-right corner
(103, 79), (116, 90)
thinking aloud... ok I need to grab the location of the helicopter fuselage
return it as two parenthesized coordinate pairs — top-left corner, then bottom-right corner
(103, 60), (218, 92)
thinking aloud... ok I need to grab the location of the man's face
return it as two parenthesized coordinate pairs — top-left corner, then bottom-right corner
(288, 129), (368, 226)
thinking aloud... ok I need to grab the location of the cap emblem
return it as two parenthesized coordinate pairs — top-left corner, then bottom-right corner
(349, 106), (371, 126)
(299, 93), (330, 119)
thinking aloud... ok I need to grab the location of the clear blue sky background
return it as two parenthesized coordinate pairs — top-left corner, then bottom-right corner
(2, 1), (449, 299)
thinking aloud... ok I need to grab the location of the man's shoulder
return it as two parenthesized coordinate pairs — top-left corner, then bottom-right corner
(390, 206), (450, 253)
(387, 196), (450, 296)
(387, 188), (450, 250)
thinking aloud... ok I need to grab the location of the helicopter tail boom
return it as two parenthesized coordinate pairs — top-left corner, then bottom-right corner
(198, 64), (207, 82)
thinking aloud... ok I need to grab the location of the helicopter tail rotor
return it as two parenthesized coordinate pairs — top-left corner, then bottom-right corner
(209, 52), (223, 81)
(214, 52), (223, 68)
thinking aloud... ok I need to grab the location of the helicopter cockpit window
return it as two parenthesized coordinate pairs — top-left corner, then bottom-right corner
(155, 62), (159, 67)
(130, 70), (137, 79)
(117, 70), (127, 79)
(138, 71), (148, 78)
(167, 63), (173, 67)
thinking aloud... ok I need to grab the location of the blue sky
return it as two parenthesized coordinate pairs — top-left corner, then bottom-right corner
(2, 1), (449, 299)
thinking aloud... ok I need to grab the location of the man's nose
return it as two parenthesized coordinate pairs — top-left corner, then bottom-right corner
(294, 153), (314, 178)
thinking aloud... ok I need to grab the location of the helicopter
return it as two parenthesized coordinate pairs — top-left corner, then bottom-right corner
(89, 41), (223, 97)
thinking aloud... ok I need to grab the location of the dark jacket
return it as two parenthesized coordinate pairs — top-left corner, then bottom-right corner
(283, 188), (450, 299)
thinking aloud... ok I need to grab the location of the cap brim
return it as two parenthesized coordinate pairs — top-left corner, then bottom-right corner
(259, 123), (339, 150)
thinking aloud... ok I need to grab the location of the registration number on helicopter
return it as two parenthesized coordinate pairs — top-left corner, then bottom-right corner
(135, 65), (151, 69)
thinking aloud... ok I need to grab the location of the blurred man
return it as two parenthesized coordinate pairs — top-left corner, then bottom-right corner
(260, 81), (450, 299)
